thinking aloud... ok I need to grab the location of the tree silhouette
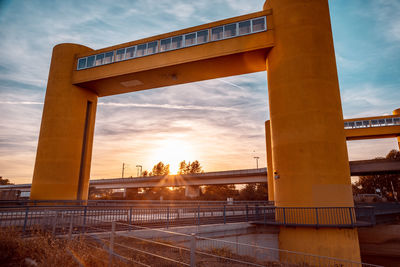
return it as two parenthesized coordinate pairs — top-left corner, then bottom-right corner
(151, 162), (170, 176)
(0, 176), (13, 185)
(178, 160), (203, 174)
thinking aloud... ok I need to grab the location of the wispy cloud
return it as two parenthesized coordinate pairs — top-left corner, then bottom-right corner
(0, 0), (399, 182)
(98, 102), (236, 112)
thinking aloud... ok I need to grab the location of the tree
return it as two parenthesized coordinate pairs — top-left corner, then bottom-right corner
(354, 149), (400, 201)
(151, 162), (170, 176)
(178, 160), (204, 174)
(142, 170), (149, 177)
(0, 176), (13, 185)
(200, 184), (239, 200)
(238, 183), (268, 200)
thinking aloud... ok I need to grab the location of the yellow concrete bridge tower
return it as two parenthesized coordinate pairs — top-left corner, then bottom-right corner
(31, 0), (364, 262)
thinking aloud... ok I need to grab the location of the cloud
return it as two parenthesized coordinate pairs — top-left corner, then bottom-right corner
(98, 102), (237, 112)
(0, 0), (398, 183)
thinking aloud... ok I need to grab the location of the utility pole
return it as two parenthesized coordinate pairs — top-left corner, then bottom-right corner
(253, 156), (260, 169)
(136, 165), (142, 177)
(122, 162), (127, 178)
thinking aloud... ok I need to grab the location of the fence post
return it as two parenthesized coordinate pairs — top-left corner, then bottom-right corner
(223, 205), (226, 224)
(190, 233), (196, 267)
(167, 206), (170, 229)
(22, 206), (29, 235)
(83, 206), (87, 234)
(52, 212), (58, 236)
(246, 205), (248, 222)
(129, 207), (132, 232)
(255, 204), (259, 220)
(197, 205), (200, 226)
(349, 207), (354, 228)
(283, 208), (286, 225)
(263, 207), (266, 225)
(69, 215), (73, 240)
(109, 221), (116, 267)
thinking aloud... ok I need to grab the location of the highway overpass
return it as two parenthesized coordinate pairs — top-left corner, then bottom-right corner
(1, 159), (399, 192)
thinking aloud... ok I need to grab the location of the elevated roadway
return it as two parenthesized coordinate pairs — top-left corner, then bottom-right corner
(1, 159), (399, 192)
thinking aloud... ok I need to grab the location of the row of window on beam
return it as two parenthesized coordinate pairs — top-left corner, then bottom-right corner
(344, 117), (400, 129)
(77, 16), (267, 70)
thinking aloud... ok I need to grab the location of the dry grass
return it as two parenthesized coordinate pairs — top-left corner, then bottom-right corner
(0, 227), (128, 267)
(0, 228), (288, 267)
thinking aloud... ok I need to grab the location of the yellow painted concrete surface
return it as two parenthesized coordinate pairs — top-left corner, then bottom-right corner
(265, 120), (274, 201)
(264, 0), (360, 261)
(279, 228), (361, 263)
(72, 10), (273, 96)
(31, 43), (98, 200)
(345, 125), (400, 140)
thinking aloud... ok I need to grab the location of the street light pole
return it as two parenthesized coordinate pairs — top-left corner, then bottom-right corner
(122, 162), (127, 178)
(253, 156), (260, 169)
(136, 165), (142, 177)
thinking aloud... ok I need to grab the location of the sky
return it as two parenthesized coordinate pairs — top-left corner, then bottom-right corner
(0, 0), (399, 184)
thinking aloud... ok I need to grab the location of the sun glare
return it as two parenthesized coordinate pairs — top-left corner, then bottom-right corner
(151, 139), (197, 174)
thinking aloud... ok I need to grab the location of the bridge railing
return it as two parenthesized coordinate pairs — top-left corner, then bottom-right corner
(0, 204), (380, 237)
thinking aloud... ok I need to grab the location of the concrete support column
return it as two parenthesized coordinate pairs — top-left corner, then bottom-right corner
(185, 185), (200, 198)
(31, 43), (97, 201)
(394, 108), (400, 149)
(265, 120), (274, 201)
(264, 0), (360, 261)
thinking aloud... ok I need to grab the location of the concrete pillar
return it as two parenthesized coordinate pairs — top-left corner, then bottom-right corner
(31, 43), (97, 201)
(265, 120), (274, 201)
(394, 108), (400, 149)
(185, 185), (200, 198)
(264, 0), (360, 261)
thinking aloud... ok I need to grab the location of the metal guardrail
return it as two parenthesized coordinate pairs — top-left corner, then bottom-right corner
(0, 205), (379, 236)
(0, 199), (273, 207)
(0, 203), (386, 266)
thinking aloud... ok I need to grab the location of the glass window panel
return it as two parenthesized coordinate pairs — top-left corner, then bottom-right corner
(378, 119), (385, 125)
(386, 118), (393, 124)
(197, 30), (208, 44)
(171, 36), (183, 49)
(344, 122), (349, 128)
(363, 120), (370, 126)
(239, 20), (251, 35)
(78, 58), (87, 69)
(125, 47), (135, 59)
(86, 56), (95, 68)
(104, 51), (113, 64)
(136, 44), (147, 57)
(371, 120), (378, 126)
(211, 26), (223, 41)
(252, 17), (266, 32)
(95, 54), (104, 66)
(224, 23), (237, 38)
(394, 118), (400, 125)
(160, 38), (171, 52)
(355, 121), (363, 127)
(115, 49), (125, 61)
(147, 41), (158, 55)
(185, 33), (196, 46)
(348, 122), (355, 127)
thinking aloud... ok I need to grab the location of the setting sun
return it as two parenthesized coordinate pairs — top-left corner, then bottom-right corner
(150, 139), (197, 174)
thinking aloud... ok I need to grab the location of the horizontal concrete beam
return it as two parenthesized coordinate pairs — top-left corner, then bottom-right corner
(350, 159), (400, 176)
(1, 159), (399, 191)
